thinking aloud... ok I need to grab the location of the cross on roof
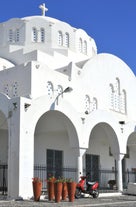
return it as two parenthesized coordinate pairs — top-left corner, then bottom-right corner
(39, 3), (48, 16)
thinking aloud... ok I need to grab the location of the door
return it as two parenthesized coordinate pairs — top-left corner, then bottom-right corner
(86, 154), (99, 182)
(47, 149), (63, 179)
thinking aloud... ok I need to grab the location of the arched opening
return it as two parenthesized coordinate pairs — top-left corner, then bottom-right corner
(0, 111), (8, 194)
(34, 110), (78, 189)
(84, 122), (119, 190)
(123, 132), (136, 188)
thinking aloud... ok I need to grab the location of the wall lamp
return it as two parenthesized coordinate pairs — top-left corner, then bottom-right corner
(55, 87), (73, 105)
(119, 121), (125, 133)
(63, 87), (73, 93)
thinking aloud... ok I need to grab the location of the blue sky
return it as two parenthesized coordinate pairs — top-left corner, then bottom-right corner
(0, 0), (136, 75)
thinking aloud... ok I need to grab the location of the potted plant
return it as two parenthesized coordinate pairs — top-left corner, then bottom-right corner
(62, 178), (68, 201)
(54, 178), (63, 203)
(67, 178), (76, 202)
(46, 175), (56, 201)
(32, 177), (42, 201)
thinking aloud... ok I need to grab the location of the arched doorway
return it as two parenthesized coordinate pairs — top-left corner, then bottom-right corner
(34, 110), (78, 189)
(0, 111), (8, 194)
(122, 132), (136, 187)
(84, 122), (119, 190)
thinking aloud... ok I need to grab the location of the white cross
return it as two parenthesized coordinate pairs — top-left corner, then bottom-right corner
(39, 3), (48, 16)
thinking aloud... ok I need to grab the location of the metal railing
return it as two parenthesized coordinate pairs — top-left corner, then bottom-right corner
(0, 164), (8, 195)
(2, 164), (135, 194)
(122, 170), (136, 189)
(34, 165), (119, 191)
(34, 165), (77, 190)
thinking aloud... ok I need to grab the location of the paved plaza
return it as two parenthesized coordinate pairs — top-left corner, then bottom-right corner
(0, 194), (136, 207)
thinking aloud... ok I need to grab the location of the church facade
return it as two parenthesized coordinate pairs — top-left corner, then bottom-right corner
(0, 4), (136, 199)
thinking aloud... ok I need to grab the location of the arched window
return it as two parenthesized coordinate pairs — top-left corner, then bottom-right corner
(83, 40), (87, 54)
(47, 81), (54, 99)
(92, 98), (97, 111)
(114, 78), (120, 111)
(109, 84), (114, 110)
(79, 38), (82, 53)
(13, 82), (18, 97)
(57, 85), (63, 97)
(9, 29), (13, 42)
(85, 95), (90, 114)
(4, 84), (9, 96)
(58, 31), (63, 46)
(32, 27), (38, 42)
(120, 90), (126, 114)
(40, 28), (45, 42)
(64, 33), (69, 48)
(115, 78), (120, 94)
(15, 29), (20, 42)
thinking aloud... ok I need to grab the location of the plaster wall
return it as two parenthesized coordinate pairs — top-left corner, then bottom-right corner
(34, 131), (76, 167)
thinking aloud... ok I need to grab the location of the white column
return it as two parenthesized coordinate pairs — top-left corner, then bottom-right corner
(8, 97), (34, 199)
(77, 148), (86, 182)
(116, 154), (124, 192)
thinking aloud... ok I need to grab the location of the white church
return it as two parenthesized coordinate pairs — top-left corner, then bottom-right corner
(0, 3), (136, 199)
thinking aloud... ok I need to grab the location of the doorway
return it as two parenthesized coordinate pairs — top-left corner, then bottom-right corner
(47, 149), (63, 178)
(86, 154), (99, 181)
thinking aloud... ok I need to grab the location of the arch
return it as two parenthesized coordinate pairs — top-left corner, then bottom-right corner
(64, 32), (69, 47)
(0, 93), (10, 117)
(34, 110), (78, 153)
(84, 110), (121, 154)
(32, 27), (38, 42)
(92, 97), (97, 111)
(123, 126), (136, 185)
(57, 85), (63, 97)
(58, 31), (63, 46)
(47, 81), (54, 99)
(40, 28), (45, 42)
(0, 93), (9, 194)
(79, 38), (82, 53)
(114, 78), (120, 111)
(109, 83), (114, 110)
(85, 95), (90, 114)
(83, 40), (87, 54)
(15, 29), (20, 42)
(120, 89), (126, 114)
(9, 29), (13, 42)
(25, 96), (81, 149)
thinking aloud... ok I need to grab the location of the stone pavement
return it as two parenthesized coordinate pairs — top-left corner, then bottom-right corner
(1, 193), (136, 207)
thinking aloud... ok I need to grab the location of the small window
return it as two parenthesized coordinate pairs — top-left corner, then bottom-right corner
(79, 38), (82, 53)
(120, 90), (126, 114)
(92, 98), (97, 111)
(57, 85), (63, 97)
(4, 84), (9, 96)
(40, 28), (45, 42)
(58, 31), (63, 46)
(83, 40), (87, 55)
(32, 27), (38, 42)
(47, 81), (54, 99)
(64, 33), (69, 48)
(109, 84), (114, 110)
(9, 29), (13, 42)
(15, 29), (20, 42)
(13, 82), (18, 97)
(85, 95), (90, 114)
